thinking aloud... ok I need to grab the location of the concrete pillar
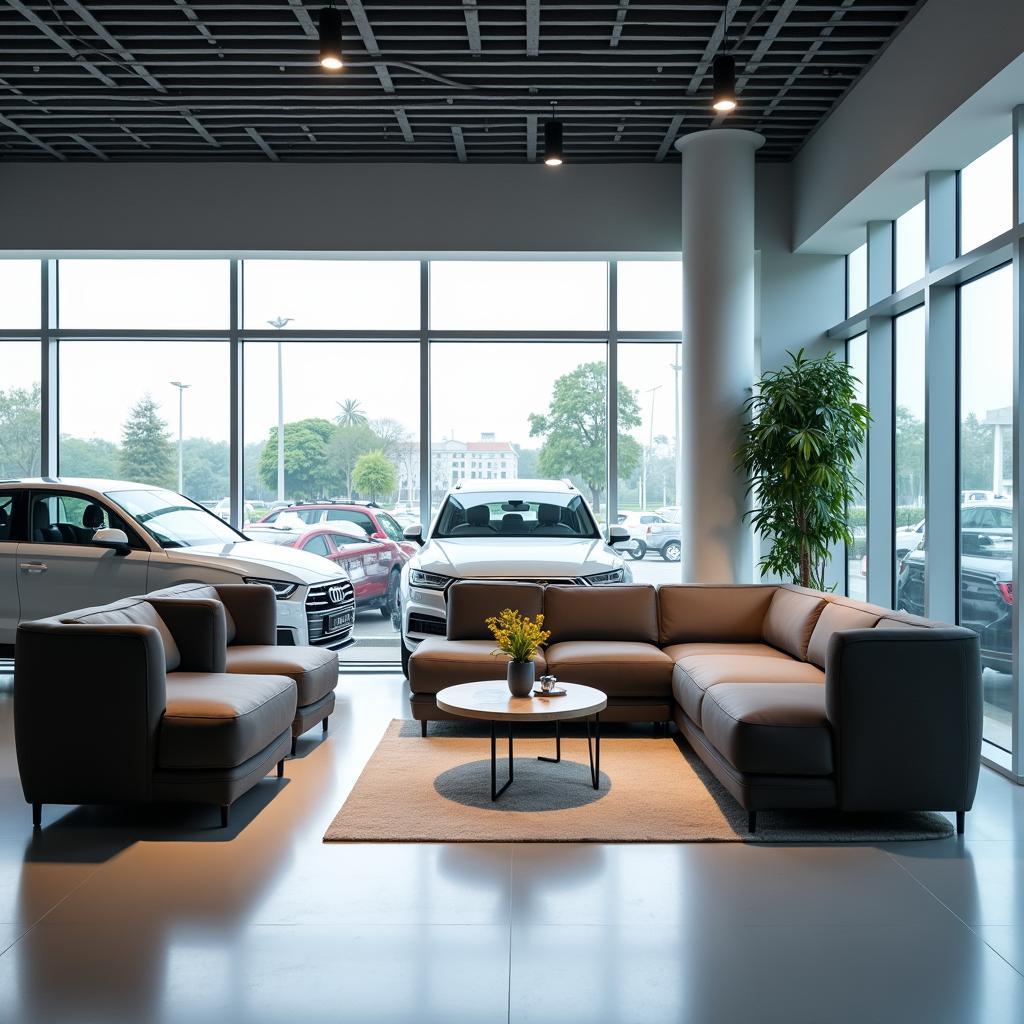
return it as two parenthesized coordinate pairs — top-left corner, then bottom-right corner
(675, 129), (764, 583)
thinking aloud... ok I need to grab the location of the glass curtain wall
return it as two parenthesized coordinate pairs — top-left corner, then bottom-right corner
(847, 243), (867, 317)
(894, 307), (926, 595)
(0, 261), (41, 479)
(846, 334), (868, 600)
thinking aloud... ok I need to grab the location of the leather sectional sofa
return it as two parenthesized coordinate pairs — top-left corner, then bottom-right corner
(409, 581), (982, 832)
(14, 583), (337, 829)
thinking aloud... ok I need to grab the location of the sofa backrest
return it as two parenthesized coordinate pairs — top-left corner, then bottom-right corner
(657, 584), (777, 646)
(446, 581), (545, 640)
(544, 584), (659, 644)
(61, 598), (181, 672)
(146, 582), (238, 642)
(762, 585), (828, 661)
(806, 597), (883, 668)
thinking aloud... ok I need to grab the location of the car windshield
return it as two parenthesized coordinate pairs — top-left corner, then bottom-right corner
(107, 488), (245, 549)
(434, 491), (599, 539)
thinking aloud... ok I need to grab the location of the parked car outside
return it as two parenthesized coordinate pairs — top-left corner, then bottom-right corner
(398, 478), (632, 676)
(245, 519), (407, 619)
(616, 511), (681, 562)
(213, 497), (257, 523)
(655, 506), (681, 523)
(256, 501), (418, 557)
(0, 479), (356, 653)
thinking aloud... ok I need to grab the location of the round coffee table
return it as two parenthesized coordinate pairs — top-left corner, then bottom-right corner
(435, 681), (608, 801)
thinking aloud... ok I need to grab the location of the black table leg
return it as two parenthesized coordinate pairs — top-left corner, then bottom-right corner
(491, 720), (513, 801)
(586, 713), (601, 789)
(538, 721), (561, 763)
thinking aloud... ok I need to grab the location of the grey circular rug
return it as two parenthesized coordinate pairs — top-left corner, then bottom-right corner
(433, 757), (611, 811)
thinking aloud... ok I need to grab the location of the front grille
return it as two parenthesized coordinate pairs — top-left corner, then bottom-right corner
(408, 613), (447, 636)
(305, 579), (356, 647)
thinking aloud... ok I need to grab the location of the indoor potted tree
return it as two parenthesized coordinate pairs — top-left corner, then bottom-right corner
(736, 349), (869, 590)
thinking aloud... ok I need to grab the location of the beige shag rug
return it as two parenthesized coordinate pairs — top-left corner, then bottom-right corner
(323, 720), (954, 844)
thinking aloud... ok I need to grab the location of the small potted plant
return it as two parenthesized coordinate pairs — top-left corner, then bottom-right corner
(485, 609), (551, 697)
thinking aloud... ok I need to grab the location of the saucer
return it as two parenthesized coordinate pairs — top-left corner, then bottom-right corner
(532, 687), (567, 697)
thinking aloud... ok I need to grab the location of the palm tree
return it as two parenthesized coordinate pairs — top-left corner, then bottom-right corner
(336, 398), (367, 427)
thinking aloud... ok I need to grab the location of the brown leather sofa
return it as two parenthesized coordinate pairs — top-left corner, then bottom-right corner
(14, 582), (337, 829)
(409, 582), (982, 832)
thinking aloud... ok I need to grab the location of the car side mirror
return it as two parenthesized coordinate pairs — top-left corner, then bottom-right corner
(403, 523), (424, 546)
(92, 527), (131, 556)
(607, 525), (631, 545)
(372, 531), (387, 541)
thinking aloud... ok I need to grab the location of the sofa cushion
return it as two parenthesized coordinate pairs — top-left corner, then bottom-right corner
(700, 682), (833, 776)
(409, 639), (547, 694)
(159, 672), (296, 770)
(670, 650), (825, 725)
(806, 602), (883, 668)
(658, 585), (777, 646)
(63, 599), (182, 673)
(225, 645), (338, 708)
(762, 587), (827, 660)
(544, 640), (672, 698)
(446, 581), (544, 641)
(544, 585), (659, 644)
(146, 582), (237, 642)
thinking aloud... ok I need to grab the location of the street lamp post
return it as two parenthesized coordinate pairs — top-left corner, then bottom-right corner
(169, 381), (190, 493)
(267, 317), (293, 503)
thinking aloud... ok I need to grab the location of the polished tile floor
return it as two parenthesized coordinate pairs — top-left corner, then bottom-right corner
(0, 669), (1023, 1023)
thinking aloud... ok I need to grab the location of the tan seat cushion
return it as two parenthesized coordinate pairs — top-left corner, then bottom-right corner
(658, 585), (777, 646)
(700, 682), (833, 776)
(670, 649), (824, 726)
(806, 602), (882, 668)
(762, 587), (827, 660)
(409, 639), (547, 694)
(159, 672), (296, 771)
(544, 585), (659, 644)
(225, 645), (338, 708)
(544, 641), (672, 698)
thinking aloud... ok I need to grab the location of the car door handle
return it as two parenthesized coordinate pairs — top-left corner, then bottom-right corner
(19, 562), (48, 574)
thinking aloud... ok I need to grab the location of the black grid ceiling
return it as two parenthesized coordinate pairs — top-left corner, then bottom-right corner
(0, 0), (918, 164)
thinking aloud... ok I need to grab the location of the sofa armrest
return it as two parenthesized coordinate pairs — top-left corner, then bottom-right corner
(13, 621), (167, 806)
(214, 584), (278, 646)
(825, 628), (982, 813)
(147, 598), (227, 672)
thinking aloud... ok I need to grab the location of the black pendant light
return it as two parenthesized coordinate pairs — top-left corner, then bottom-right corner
(712, 53), (737, 112)
(543, 104), (563, 166)
(319, 6), (343, 70)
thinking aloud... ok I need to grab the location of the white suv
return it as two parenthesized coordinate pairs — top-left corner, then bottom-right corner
(0, 479), (356, 653)
(398, 479), (631, 675)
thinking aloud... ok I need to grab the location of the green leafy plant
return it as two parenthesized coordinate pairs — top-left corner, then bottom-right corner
(736, 349), (869, 590)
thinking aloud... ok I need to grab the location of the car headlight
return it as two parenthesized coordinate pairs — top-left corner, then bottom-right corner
(409, 569), (452, 590)
(586, 569), (625, 586)
(244, 577), (299, 599)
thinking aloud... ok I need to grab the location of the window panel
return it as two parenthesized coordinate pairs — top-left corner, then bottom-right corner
(430, 261), (607, 330)
(242, 260), (420, 330)
(846, 333), (867, 601)
(617, 261), (682, 332)
(959, 264), (1013, 754)
(894, 307), (926, 593)
(0, 341), (41, 477)
(960, 136), (1013, 255)
(58, 260), (230, 329)
(894, 200), (926, 291)
(59, 341), (230, 497)
(0, 260), (40, 329)
(847, 243), (867, 317)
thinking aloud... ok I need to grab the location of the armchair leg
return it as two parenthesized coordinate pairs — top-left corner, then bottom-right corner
(421, 721), (428, 738)
(290, 736), (297, 757)
(747, 811), (757, 834)
(31, 803), (41, 830)
(220, 804), (230, 829)
(956, 810), (965, 835)
(277, 759), (285, 779)
(322, 718), (329, 736)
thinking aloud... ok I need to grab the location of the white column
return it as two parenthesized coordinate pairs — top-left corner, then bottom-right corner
(675, 129), (764, 583)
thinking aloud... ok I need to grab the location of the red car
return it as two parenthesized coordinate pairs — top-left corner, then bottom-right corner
(256, 502), (418, 558)
(245, 519), (407, 618)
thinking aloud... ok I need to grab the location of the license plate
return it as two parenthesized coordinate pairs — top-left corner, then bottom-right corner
(326, 612), (353, 635)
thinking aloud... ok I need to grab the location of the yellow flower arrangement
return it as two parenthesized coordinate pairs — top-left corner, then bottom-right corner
(485, 608), (551, 664)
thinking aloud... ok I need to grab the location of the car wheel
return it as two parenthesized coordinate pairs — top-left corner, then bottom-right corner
(661, 540), (681, 563)
(381, 569), (400, 619)
(626, 539), (647, 560)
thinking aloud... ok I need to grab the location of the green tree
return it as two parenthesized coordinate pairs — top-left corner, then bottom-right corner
(181, 437), (229, 501)
(258, 418), (338, 500)
(328, 423), (378, 497)
(894, 405), (925, 507)
(244, 440), (267, 501)
(960, 411), (994, 491)
(352, 450), (397, 502)
(513, 445), (539, 479)
(119, 394), (175, 487)
(336, 398), (367, 427)
(0, 383), (42, 477)
(528, 362), (642, 513)
(59, 436), (120, 479)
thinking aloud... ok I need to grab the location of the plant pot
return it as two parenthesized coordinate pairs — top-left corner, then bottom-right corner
(506, 660), (535, 698)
